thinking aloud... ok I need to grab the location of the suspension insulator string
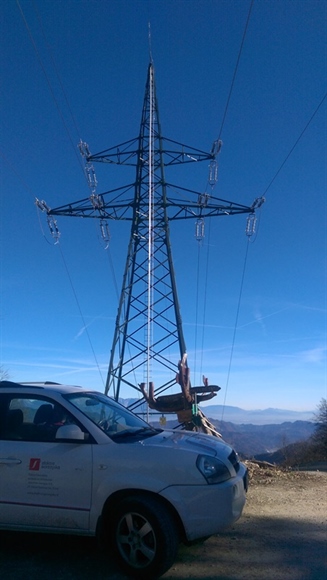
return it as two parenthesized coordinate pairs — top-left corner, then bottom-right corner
(100, 219), (111, 249)
(195, 218), (205, 242)
(246, 213), (257, 238)
(47, 216), (60, 244)
(208, 160), (218, 187)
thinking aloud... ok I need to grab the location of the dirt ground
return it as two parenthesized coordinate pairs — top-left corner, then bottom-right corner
(0, 467), (326, 580)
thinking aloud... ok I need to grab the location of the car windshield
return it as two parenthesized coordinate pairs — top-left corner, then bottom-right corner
(64, 392), (159, 441)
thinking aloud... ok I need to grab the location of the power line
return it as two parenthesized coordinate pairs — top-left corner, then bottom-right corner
(198, 218), (212, 385)
(262, 91), (327, 197)
(221, 238), (251, 422)
(195, 0), (254, 391)
(217, 0), (254, 141)
(217, 91), (327, 414)
(32, 0), (83, 142)
(193, 240), (202, 386)
(15, 0), (109, 386)
(1, 145), (106, 384)
(57, 243), (105, 388)
(16, 0), (85, 177)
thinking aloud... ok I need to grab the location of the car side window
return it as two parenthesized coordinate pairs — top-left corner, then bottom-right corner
(1, 397), (82, 443)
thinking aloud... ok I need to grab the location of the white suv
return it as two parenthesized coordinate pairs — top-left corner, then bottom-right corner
(0, 381), (248, 578)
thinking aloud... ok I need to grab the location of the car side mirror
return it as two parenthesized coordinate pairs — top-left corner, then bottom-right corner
(56, 424), (85, 441)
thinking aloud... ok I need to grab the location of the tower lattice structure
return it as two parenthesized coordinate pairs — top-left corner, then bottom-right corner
(37, 63), (262, 416)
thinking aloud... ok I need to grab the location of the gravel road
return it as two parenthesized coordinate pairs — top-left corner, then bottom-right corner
(164, 469), (327, 580)
(0, 470), (326, 579)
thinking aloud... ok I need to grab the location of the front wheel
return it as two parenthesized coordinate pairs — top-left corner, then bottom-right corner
(109, 495), (179, 578)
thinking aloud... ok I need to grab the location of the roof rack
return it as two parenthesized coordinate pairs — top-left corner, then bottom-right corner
(21, 381), (61, 385)
(0, 381), (61, 389)
(0, 380), (22, 388)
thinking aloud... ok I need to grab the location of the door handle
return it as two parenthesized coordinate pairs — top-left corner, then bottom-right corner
(0, 457), (22, 465)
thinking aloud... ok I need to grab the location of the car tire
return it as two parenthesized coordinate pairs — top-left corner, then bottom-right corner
(109, 495), (179, 578)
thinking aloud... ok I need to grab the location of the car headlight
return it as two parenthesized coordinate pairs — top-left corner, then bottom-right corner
(196, 454), (231, 484)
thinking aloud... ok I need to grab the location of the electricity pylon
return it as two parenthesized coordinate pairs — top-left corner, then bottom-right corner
(36, 62), (263, 415)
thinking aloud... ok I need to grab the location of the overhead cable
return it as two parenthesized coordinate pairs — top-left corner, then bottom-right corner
(221, 238), (251, 422)
(57, 244), (105, 388)
(262, 91), (327, 197)
(16, 0), (85, 176)
(217, 0), (254, 141)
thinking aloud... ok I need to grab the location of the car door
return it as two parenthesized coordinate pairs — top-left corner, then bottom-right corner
(0, 395), (93, 531)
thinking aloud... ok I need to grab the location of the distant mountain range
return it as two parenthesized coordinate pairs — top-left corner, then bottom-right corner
(146, 416), (315, 457)
(120, 398), (315, 425)
(199, 404), (315, 425)
(213, 420), (315, 457)
(120, 399), (315, 457)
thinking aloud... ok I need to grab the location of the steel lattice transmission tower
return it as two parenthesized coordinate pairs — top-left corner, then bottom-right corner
(37, 63), (263, 412)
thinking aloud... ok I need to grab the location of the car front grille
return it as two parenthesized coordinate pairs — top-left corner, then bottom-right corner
(228, 450), (240, 473)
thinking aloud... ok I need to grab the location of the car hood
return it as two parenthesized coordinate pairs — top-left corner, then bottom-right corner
(140, 428), (232, 458)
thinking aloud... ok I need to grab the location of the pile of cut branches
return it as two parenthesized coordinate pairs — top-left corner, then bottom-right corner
(244, 459), (308, 485)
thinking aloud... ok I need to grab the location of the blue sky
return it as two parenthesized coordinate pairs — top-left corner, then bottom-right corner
(1, 0), (326, 412)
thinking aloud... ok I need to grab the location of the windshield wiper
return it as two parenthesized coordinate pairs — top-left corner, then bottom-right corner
(110, 427), (160, 441)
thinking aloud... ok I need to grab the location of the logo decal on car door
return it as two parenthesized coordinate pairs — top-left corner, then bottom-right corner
(29, 458), (41, 471)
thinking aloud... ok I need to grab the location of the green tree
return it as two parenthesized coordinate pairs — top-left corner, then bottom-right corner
(313, 398), (327, 455)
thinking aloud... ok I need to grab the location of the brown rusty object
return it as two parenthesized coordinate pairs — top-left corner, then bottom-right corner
(140, 354), (220, 413)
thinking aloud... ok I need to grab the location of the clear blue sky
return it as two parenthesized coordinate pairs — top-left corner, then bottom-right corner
(1, 0), (326, 412)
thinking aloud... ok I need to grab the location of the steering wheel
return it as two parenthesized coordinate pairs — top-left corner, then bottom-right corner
(98, 418), (111, 431)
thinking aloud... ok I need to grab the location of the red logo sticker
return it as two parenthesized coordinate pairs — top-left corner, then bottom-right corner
(29, 458), (41, 471)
